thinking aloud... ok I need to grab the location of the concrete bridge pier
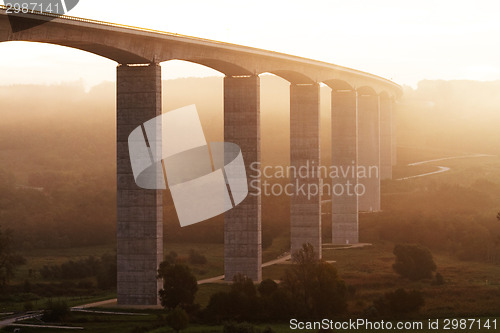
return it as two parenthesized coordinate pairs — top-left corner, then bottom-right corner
(392, 102), (397, 167)
(331, 89), (359, 245)
(116, 63), (163, 305)
(224, 75), (262, 282)
(290, 83), (322, 258)
(358, 93), (380, 212)
(380, 95), (393, 180)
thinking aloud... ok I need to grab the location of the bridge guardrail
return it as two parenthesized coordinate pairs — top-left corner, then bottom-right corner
(0, 4), (233, 45)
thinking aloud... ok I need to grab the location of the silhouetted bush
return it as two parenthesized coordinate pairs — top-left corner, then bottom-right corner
(23, 301), (34, 311)
(42, 300), (70, 322)
(371, 288), (425, 317)
(434, 272), (445, 285)
(258, 279), (278, 297)
(231, 274), (257, 298)
(393, 244), (436, 280)
(188, 249), (207, 265)
(166, 306), (189, 333)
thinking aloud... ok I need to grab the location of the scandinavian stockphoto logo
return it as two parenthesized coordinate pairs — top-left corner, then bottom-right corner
(128, 105), (248, 227)
(4, 0), (80, 32)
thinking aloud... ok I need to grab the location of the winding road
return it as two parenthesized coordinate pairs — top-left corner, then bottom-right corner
(396, 153), (495, 181)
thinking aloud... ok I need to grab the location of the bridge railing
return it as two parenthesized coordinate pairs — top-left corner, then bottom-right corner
(0, 4), (224, 44)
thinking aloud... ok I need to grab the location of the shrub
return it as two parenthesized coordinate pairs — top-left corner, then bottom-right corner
(258, 279), (278, 297)
(23, 301), (34, 311)
(393, 244), (436, 280)
(434, 272), (445, 285)
(188, 249), (207, 265)
(372, 288), (425, 317)
(232, 274), (257, 298)
(166, 306), (189, 333)
(42, 300), (70, 322)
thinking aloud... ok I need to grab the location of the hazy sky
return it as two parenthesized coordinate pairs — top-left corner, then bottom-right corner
(1, 0), (499, 89)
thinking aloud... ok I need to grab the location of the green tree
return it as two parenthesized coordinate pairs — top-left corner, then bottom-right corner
(284, 243), (318, 308)
(205, 291), (235, 321)
(392, 244), (437, 280)
(283, 243), (347, 317)
(166, 306), (189, 333)
(157, 261), (198, 309)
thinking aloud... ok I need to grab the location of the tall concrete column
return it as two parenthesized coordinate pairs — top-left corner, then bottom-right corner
(224, 75), (262, 282)
(331, 89), (358, 245)
(116, 64), (163, 305)
(380, 96), (393, 180)
(392, 102), (397, 166)
(357, 93), (380, 212)
(290, 83), (321, 258)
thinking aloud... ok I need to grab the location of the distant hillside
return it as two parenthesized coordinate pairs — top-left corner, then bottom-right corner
(397, 80), (500, 154)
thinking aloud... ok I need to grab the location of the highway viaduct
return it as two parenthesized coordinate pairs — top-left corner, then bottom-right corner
(0, 7), (402, 306)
